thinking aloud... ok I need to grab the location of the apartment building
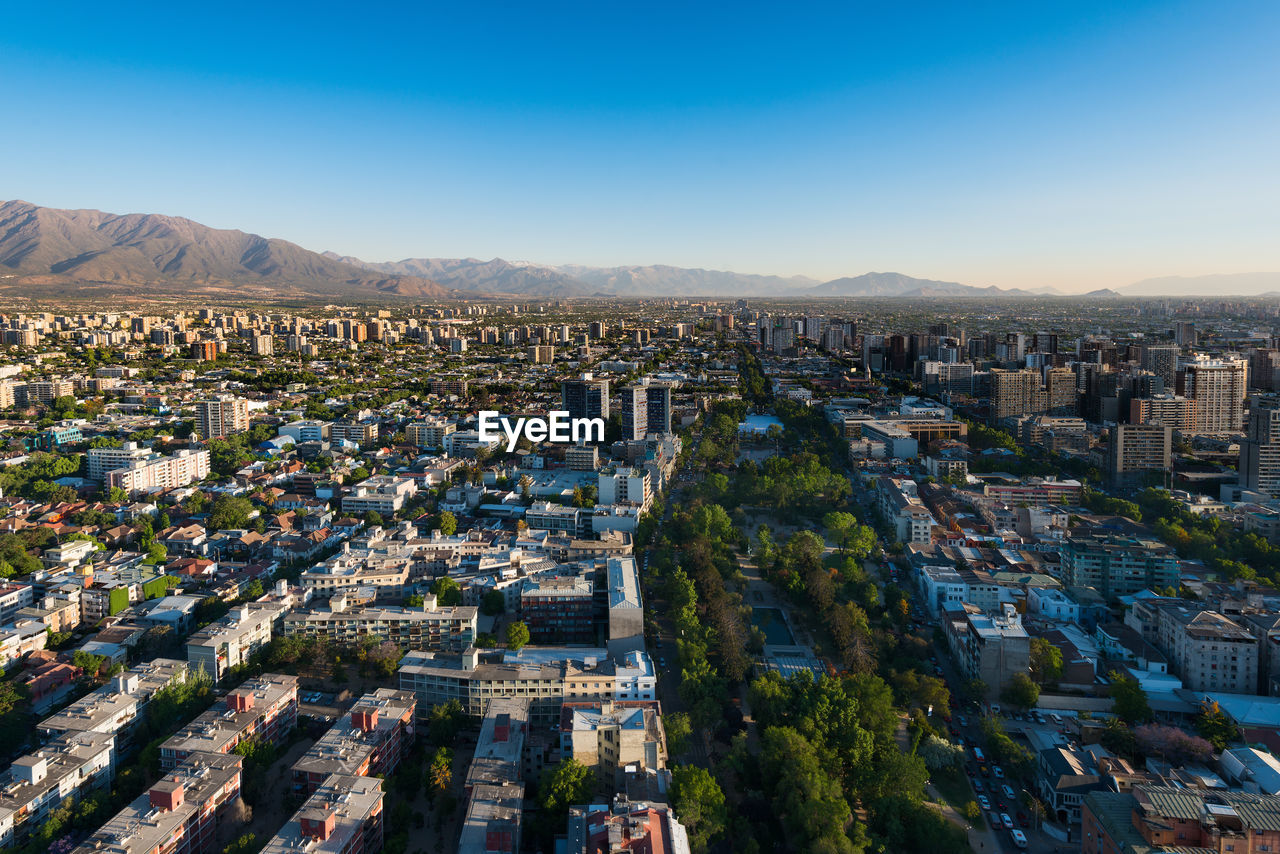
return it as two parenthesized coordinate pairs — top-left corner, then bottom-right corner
(597, 468), (652, 512)
(261, 775), (384, 854)
(291, 690), (416, 794)
(300, 546), (413, 600)
(40, 659), (190, 750)
(1130, 394), (1196, 430)
(1180, 356), (1248, 433)
(159, 673), (298, 769)
(341, 475), (418, 517)
(195, 396), (249, 440)
(519, 574), (595, 643)
(525, 503), (585, 536)
(1125, 599), (1258, 694)
(0, 585), (34, 626)
(559, 701), (666, 792)
(1106, 424), (1172, 488)
(106, 449), (211, 493)
(186, 604), (286, 681)
(407, 418), (456, 449)
(70, 751), (243, 854)
(565, 801), (692, 854)
(943, 603), (1030, 696)
(87, 441), (153, 481)
(918, 564), (1003, 617)
(280, 595), (476, 651)
(399, 648), (629, 726)
(277, 420), (331, 444)
(982, 477), (1083, 504)
(458, 698), (529, 854)
(0, 732), (116, 848)
(330, 420), (380, 448)
(876, 477), (937, 545)
(1242, 398), (1280, 497)
(1060, 534), (1179, 602)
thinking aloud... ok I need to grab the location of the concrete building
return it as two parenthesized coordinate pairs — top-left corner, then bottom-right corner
(106, 449), (210, 493)
(565, 800), (692, 854)
(1107, 424), (1172, 488)
(159, 674), (298, 769)
(70, 751), (242, 854)
(597, 468), (652, 512)
(458, 698), (528, 854)
(39, 659), (189, 751)
(943, 603), (1030, 696)
(1130, 394), (1196, 430)
(1180, 355), (1248, 433)
(261, 775), (384, 854)
(562, 375), (610, 421)
(1126, 599), (1259, 694)
(195, 396), (249, 440)
(0, 732), (116, 848)
(291, 690), (416, 794)
(281, 596), (476, 650)
(876, 477), (936, 545)
(407, 418), (456, 449)
(1060, 534), (1179, 602)
(1242, 398), (1280, 497)
(186, 604), (285, 682)
(87, 442), (153, 481)
(559, 701), (665, 791)
(341, 475), (418, 517)
(606, 557), (643, 658)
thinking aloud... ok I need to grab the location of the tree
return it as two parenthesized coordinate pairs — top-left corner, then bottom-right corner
(208, 494), (254, 531)
(664, 711), (692, 756)
(364, 510), (384, 528)
(404, 593), (425, 607)
(427, 746), (454, 798)
(1000, 673), (1040, 711)
(669, 765), (725, 852)
(758, 726), (857, 854)
(432, 576), (463, 607)
(506, 621), (530, 652)
(917, 734), (965, 771)
(1109, 670), (1153, 724)
(106, 486), (129, 504)
(537, 759), (595, 837)
(145, 542), (168, 565)
(437, 511), (457, 536)
(480, 590), (506, 616)
(1029, 637), (1064, 685)
(1194, 700), (1241, 751)
(1134, 724), (1214, 763)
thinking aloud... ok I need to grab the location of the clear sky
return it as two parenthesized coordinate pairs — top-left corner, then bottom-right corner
(1, 1), (1277, 291)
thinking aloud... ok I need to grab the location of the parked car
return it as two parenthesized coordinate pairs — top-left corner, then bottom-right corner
(1011, 829), (1028, 848)
(1003, 784), (1016, 800)
(972, 780), (984, 793)
(993, 765), (1004, 779)
(977, 795), (991, 811)
(1001, 813), (1014, 830)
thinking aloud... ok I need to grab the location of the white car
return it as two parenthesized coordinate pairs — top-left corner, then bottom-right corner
(1010, 829), (1028, 848)
(977, 795), (990, 811)
(1000, 813), (1014, 830)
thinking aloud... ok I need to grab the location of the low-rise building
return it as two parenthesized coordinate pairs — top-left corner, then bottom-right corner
(280, 596), (476, 650)
(1082, 785), (1280, 854)
(519, 574), (595, 643)
(291, 690), (416, 793)
(159, 673), (298, 769)
(341, 476), (417, 516)
(559, 701), (665, 792)
(0, 732), (116, 848)
(1060, 534), (1179, 602)
(186, 603), (286, 682)
(39, 659), (190, 751)
(458, 698), (529, 854)
(942, 603), (1030, 696)
(70, 751), (242, 854)
(261, 775), (384, 854)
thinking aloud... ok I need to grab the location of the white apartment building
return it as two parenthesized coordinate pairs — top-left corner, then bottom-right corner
(87, 442), (153, 481)
(0, 732), (116, 848)
(186, 603), (286, 681)
(106, 449), (210, 493)
(597, 468), (652, 512)
(341, 476), (418, 517)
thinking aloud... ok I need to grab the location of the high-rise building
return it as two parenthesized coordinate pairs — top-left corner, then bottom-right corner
(990, 368), (1042, 421)
(561, 375), (609, 421)
(250, 334), (273, 356)
(1143, 345), (1180, 387)
(1180, 356), (1248, 432)
(1045, 367), (1078, 415)
(1242, 399), (1280, 496)
(195, 396), (250, 440)
(620, 384), (648, 441)
(1107, 424), (1172, 488)
(1175, 321), (1198, 347)
(1130, 394), (1196, 430)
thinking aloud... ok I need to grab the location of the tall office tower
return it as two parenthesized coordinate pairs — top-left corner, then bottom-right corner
(1143, 345), (1181, 387)
(1241, 400), (1280, 496)
(561, 375), (610, 421)
(620, 383), (648, 441)
(1176, 322), (1198, 347)
(1250, 349), (1280, 391)
(1032, 332), (1059, 354)
(645, 381), (674, 436)
(196, 397), (250, 440)
(1180, 357), (1248, 433)
(1108, 424), (1173, 488)
(1045, 367), (1079, 415)
(990, 368), (1042, 420)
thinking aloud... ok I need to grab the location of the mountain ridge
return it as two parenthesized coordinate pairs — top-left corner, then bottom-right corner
(0, 200), (456, 299)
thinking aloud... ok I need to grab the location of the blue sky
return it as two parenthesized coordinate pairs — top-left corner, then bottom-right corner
(1, 1), (1277, 290)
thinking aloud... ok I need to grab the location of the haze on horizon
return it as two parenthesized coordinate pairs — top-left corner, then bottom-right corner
(0, 0), (1276, 294)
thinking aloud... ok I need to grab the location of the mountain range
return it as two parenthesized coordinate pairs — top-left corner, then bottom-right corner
(0, 200), (1273, 300)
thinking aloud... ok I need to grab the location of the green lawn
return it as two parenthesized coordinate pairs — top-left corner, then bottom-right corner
(931, 765), (983, 828)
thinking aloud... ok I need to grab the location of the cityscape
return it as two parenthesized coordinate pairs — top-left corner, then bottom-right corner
(2, 2), (1280, 854)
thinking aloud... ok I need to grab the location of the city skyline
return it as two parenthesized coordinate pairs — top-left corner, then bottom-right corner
(1, 1), (1277, 293)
